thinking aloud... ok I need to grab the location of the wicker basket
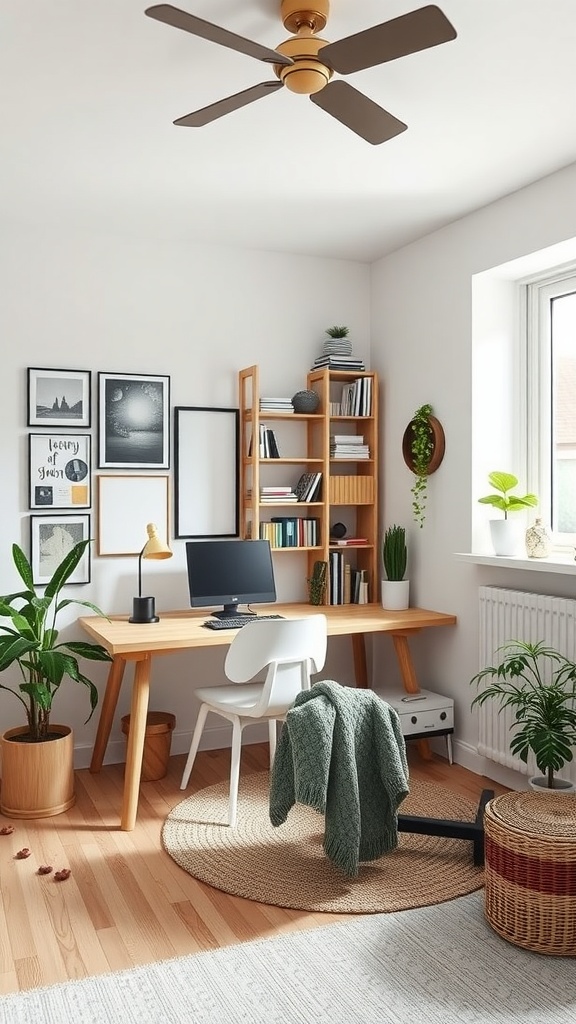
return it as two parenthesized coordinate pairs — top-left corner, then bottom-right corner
(484, 791), (576, 956)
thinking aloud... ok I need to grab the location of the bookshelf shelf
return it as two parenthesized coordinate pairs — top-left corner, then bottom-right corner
(239, 364), (379, 604)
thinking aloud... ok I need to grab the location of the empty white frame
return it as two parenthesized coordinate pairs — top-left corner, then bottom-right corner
(174, 406), (239, 538)
(97, 475), (169, 555)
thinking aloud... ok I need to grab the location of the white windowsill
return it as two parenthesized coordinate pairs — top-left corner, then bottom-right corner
(455, 552), (576, 575)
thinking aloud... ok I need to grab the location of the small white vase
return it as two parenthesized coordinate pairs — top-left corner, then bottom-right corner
(381, 579), (410, 611)
(489, 519), (523, 557)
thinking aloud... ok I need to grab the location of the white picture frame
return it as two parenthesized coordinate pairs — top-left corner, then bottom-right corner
(28, 433), (91, 509)
(97, 474), (170, 555)
(174, 406), (239, 538)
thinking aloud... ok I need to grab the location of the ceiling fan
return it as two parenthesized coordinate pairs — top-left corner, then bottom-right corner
(144, 1), (457, 145)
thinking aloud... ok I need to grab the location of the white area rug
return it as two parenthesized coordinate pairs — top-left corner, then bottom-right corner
(2, 893), (575, 1024)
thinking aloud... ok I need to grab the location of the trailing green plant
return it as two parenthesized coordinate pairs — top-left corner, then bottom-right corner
(0, 540), (112, 742)
(382, 525), (407, 581)
(478, 471), (538, 519)
(325, 325), (349, 338)
(408, 403), (434, 528)
(470, 640), (576, 789)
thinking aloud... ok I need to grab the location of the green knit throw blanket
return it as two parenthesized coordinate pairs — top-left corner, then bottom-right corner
(269, 681), (409, 877)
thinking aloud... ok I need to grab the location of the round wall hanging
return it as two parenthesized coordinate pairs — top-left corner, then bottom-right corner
(402, 415), (445, 475)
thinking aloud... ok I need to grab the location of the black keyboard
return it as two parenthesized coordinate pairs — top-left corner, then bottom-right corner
(203, 614), (285, 630)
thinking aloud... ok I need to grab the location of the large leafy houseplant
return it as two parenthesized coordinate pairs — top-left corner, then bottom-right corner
(470, 640), (576, 789)
(0, 539), (111, 742)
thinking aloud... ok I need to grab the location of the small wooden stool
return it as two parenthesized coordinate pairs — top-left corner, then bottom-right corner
(484, 791), (576, 956)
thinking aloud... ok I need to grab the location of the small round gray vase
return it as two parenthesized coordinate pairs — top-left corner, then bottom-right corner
(292, 390), (320, 413)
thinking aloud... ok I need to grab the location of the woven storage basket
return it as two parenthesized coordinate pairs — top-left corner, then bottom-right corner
(484, 791), (576, 956)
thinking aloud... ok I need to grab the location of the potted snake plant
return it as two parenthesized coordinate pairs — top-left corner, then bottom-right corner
(0, 539), (112, 818)
(381, 525), (409, 610)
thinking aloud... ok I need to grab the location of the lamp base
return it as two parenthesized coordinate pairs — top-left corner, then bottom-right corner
(129, 597), (159, 624)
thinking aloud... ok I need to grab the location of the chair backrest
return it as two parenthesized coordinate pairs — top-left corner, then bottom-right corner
(225, 614), (328, 717)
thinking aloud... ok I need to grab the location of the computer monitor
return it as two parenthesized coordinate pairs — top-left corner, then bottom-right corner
(185, 539), (277, 619)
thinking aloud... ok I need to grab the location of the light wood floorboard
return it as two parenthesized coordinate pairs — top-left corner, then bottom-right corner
(0, 744), (508, 994)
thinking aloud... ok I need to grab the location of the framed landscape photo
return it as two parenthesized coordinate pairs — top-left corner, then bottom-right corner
(29, 433), (91, 509)
(98, 372), (170, 469)
(30, 513), (91, 586)
(174, 406), (239, 538)
(27, 367), (91, 428)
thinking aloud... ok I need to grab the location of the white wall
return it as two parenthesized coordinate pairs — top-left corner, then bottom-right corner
(371, 161), (576, 787)
(0, 224), (370, 765)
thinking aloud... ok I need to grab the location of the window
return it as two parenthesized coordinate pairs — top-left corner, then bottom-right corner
(526, 270), (576, 548)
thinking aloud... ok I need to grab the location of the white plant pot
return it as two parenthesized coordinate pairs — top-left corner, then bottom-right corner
(381, 579), (410, 611)
(528, 775), (576, 794)
(489, 518), (523, 557)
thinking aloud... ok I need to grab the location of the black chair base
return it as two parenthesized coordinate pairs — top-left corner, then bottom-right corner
(398, 788), (494, 866)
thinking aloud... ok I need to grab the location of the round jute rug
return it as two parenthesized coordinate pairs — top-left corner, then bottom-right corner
(161, 773), (484, 914)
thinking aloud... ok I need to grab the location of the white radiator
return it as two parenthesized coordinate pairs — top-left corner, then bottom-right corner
(478, 585), (576, 783)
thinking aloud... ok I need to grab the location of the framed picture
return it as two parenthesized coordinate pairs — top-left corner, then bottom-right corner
(97, 474), (170, 555)
(29, 433), (91, 509)
(174, 406), (239, 538)
(30, 514), (91, 586)
(98, 372), (170, 469)
(27, 367), (91, 428)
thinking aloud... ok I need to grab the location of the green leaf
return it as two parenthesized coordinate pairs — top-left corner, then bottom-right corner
(11, 544), (35, 591)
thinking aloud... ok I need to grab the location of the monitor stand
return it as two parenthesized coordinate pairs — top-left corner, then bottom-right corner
(211, 603), (257, 620)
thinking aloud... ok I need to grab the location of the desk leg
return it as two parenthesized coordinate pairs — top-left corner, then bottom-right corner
(121, 655), (152, 832)
(352, 633), (368, 688)
(391, 632), (432, 760)
(90, 656), (126, 773)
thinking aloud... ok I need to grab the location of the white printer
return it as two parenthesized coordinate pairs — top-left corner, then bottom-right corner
(382, 687), (454, 762)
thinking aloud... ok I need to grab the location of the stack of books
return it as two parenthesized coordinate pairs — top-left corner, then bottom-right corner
(260, 397), (294, 413)
(259, 486), (298, 503)
(330, 435), (370, 459)
(311, 355), (366, 371)
(339, 377), (372, 416)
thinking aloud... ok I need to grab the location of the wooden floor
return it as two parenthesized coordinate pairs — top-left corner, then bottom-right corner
(0, 744), (509, 995)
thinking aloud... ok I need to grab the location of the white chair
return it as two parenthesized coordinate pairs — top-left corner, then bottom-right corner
(180, 614), (327, 826)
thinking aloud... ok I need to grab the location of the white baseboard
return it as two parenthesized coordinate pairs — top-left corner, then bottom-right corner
(73, 722), (271, 770)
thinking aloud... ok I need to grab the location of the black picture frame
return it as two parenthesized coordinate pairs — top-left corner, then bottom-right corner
(29, 433), (91, 509)
(174, 406), (239, 538)
(98, 372), (170, 469)
(30, 513), (91, 586)
(27, 367), (91, 428)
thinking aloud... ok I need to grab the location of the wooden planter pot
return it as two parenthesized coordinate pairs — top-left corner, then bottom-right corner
(0, 724), (75, 818)
(402, 415), (446, 475)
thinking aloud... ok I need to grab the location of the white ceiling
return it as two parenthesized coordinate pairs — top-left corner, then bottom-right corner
(3, 1), (576, 262)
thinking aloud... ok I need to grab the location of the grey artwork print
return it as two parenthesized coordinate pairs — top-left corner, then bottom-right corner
(27, 368), (91, 428)
(98, 373), (170, 469)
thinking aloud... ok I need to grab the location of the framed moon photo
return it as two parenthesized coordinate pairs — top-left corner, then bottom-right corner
(98, 372), (170, 470)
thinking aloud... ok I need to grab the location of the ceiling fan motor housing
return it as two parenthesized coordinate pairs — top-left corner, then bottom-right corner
(275, 33), (332, 94)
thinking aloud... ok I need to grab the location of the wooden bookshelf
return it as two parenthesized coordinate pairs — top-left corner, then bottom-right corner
(239, 365), (379, 604)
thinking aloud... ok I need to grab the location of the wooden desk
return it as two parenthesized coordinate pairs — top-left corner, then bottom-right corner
(79, 602), (456, 830)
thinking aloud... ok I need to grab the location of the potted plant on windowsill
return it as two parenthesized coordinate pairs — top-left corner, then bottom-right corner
(381, 525), (409, 610)
(470, 640), (576, 792)
(478, 471), (538, 556)
(0, 539), (112, 818)
(402, 404), (445, 528)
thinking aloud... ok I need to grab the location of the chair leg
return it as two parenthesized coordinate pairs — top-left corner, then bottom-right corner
(228, 718), (243, 827)
(268, 718), (277, 765)
(180, 704), (209, 790)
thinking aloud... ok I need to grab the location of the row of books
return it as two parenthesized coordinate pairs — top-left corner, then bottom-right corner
(330, 434), (370, 459)
(293, 471), (322, 502)
(259, 517), (320, 548)
(340, 377), (372, 416)
(252, 424), (280, 458)
(328, 551), (370, 605)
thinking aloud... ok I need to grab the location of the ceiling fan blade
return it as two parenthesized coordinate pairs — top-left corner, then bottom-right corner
(310, 81), (407, 146)
(321, 5), (456, 75)
(145, 4), (292, 66)
(174, 81), (283, 127)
